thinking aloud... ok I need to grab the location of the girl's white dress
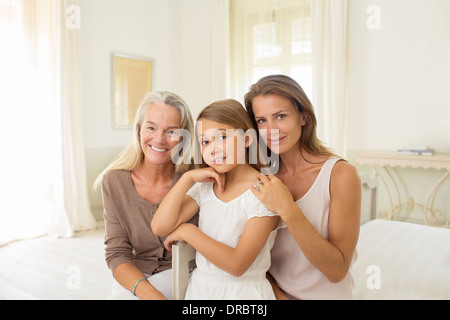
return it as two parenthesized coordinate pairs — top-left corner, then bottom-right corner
(184, 182), (279, 300)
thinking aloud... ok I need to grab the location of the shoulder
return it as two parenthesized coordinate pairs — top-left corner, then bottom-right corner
(332, 159), (359, 179)
(102, 169), (130, 189)
(244, 190), (278, 219)
(330, 159), (361, 191)
(191, 182), (214, 192)
(104, 169), (129, 181)
(187, 182), (213, 202)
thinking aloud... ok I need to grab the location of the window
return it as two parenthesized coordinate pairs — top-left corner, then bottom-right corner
(0, 0), (56, 244)
(230, 0), (312, 100)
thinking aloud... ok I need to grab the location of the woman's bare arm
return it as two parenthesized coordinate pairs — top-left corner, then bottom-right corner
(252, 162), (361, 283)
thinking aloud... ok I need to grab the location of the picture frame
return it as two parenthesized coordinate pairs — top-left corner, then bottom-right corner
(112, 53), (154, 129)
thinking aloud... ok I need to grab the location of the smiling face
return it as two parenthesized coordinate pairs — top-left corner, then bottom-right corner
(252, 94), (305, 155)
(139, 103), (182, 167)
(197, 118), (249, 174)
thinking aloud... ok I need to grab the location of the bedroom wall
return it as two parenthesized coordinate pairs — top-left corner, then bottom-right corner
(80, 0), (214, 219)
(347, 0), (450, 153)
(346, 0), (450, 223)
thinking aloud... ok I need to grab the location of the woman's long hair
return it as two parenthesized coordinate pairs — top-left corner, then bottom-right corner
(244, 75), (336, 159)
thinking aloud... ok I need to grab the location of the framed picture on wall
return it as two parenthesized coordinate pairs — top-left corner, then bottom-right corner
(112, 53), (154, 129)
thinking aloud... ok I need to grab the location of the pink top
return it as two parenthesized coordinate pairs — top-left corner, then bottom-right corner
(269, 157), (356, 300)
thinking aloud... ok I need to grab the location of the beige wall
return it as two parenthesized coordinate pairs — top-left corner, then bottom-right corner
(347, 0), (450, 153)
(346, 0), (450, 223)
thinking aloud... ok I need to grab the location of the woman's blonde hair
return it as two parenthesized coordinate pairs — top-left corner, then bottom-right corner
(94, 91), (194, 189)
(244, 75), (336, 158)
(194, 99), (263, 171)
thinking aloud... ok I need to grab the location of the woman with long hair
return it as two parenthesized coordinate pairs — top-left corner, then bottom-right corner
(245, 75), (361, 300)
(95, 91), (196, 300)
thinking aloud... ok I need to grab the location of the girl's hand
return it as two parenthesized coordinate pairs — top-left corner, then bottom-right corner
(185, 168), (226, 192)
(250, 175), (296, 220)
(163, 223), (194, 251)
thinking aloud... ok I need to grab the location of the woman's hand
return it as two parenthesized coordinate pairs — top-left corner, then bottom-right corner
(250, 175), (296, 220)
(185, 168), (226, 191)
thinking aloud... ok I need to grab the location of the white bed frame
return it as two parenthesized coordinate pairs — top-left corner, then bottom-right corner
(360, 172), (378, 224)
(172, 173), (450, 300)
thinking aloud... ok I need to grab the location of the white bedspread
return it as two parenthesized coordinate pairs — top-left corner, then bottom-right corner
(0, 228), (112, 300)
(353, 219), (450, 300)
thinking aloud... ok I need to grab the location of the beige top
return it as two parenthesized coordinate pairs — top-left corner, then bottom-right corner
(102, 169), (197, 275)
(269, 157), (356, 300)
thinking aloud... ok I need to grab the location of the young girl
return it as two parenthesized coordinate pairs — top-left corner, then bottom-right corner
(152, 99), (280, 300)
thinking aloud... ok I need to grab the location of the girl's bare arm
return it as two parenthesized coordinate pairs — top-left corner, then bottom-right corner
(152, 168), (226, 236)
(164, 216), (279, 277)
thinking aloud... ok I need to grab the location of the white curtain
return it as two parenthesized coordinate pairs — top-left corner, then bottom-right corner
(53, 0), (96, 236)
(0, 0), (95, 245)
(209, 0), (230, 101)
(230, 0), (312, 103)
(311, 0), (349, 157)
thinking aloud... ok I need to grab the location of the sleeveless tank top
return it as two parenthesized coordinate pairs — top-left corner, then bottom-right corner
(269, 157), (356, 300)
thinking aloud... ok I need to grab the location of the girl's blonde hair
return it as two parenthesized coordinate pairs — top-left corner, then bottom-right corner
(194, 99), (263, 171)
(94, 91), (194, 190)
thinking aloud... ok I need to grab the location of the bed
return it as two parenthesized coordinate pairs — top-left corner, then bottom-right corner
(353, 173), (450, 300)
(172, 173), (450, 300)
(353, 219), (450, 300)
(1, 173), (448, 300)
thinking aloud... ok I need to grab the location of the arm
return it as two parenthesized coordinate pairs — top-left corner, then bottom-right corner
(102, 175), (166, 300)
(165, 216), (279, 277)
(113, 263), (167, 300)
(252, 162), (361, 283)
(152, 168), (225, 236)
(267, 272), (290, 300)
(151, 174), (199, 236)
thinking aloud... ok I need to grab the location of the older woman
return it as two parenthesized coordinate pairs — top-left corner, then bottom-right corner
(245, 75), (361, 300)
(95, 91), (196, 300)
